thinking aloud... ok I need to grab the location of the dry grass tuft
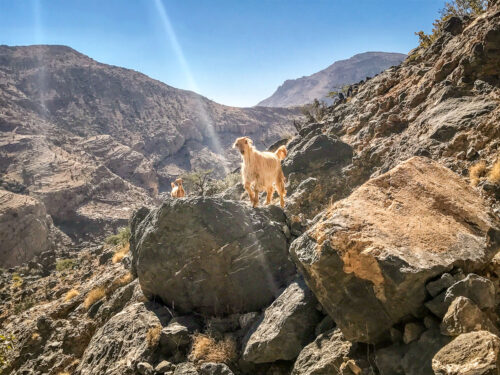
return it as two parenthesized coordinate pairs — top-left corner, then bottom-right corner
(488, 159), (500, 184)
(112, 243), (130, 264)
(64, 289), (80, 302)
(107, 272), (134, 296)
(189, 334), (237, 364)
(469, 160), (487, 186)
(146, 325), (162, 348)
(83, 287), (106, 310)
(57, 372), (70, 375)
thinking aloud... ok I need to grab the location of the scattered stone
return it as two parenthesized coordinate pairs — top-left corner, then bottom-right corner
(403, 322), (425, 344)
(441, 296), (498, 336)
(291, 329), (351, 375)
(315, 315), (335, 336)
(243, 279), (321, 363)
(426, 272), (462, 298)
(160, 316), (201, 354)
(375, 344), (407, 375)
(444, 274), (496, 310)
(155, 360), (175, 374)
(199, 362), (234, 375)
(432, 331), (500, 375)
(137, 362), (154, 375)
(173, 362), (199, 375)
(402, 329), (450, 375)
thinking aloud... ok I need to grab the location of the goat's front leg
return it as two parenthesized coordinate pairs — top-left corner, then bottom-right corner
(265, 187), (274, 205)
(252, 187), (260, 207)
(244, 181), (255, 205)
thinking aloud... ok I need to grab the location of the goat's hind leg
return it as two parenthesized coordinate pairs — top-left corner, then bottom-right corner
(265, 186), (274, 205)
(252, 187), (260, 207)
(276, 173), (286, 208)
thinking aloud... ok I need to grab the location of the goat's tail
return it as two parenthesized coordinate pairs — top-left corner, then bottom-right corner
(275, 145), (287, 161)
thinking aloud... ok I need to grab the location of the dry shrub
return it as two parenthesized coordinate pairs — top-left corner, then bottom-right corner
(57, 372), (70, 375)
(64, 289), (80, 302)
(469, 160), (487, 186)
(112, 243), (130, 264)
(107, 272), (133, 296)
(189, 334), (237, 364)
(83, 287), (106, 310)
(488, 159), (500, 183)
(146, 325), (162, 348)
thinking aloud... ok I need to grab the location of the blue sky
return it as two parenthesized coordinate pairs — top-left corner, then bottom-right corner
(0, 0), (444, 107)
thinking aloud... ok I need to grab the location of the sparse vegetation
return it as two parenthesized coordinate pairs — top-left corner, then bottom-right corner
(300, 99), (328, 123)
(105, 227), (130, 247)
(56, 258), (76, 272)
(469, 160), (487, 186)
(107, 272), (134, 296)
(146, 325), (162, 348)
(12, 297), (35, 315)
(112, 243), (130, 264)
(189, 334), (237, 364)
(415, 0), (488, 49)
(64, 288), (80, 302)
(205, 172), (240, 196)
(183, 169), (215, 196)
(488, 159), (500, 183)
(11, 273), (23, 288)
(0, 333), (15, 371)
(83, 287), (106, 310)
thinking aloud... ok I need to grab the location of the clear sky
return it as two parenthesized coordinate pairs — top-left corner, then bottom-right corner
(0, 0), (444, 107)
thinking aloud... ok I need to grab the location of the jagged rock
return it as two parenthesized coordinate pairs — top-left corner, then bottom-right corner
(131, 197), (296, 315)
(290, 157), (500, 343)
(155, 360), (175, 373)
(402, 329), (451, 375)
(425, 292), (449, 318)
(160, 316), (201, 354)
(444, 274), (496, 310)
(375, 344), (407, 375)
(77, 302), (166, 375)
(291, 329), (351, 375)
(137, 362), (154, 375)
(440, 296), (498, 336)
(199, 362), (234, 375)
(315, 315), (335, 336)
(207, 315), (240, 334)
(403, 322), (425, 344)
(174, 362), (199, 375)
(432, 331), (500, 375)
(242, 279), (321, 363)
(0, 190), (52, 267)
(426, 272), (463, 297)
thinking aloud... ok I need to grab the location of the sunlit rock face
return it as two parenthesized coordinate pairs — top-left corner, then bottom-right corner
(290, 157), (500, 343)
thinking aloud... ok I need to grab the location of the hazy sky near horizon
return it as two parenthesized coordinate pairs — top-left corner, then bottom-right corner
(0, 0), (444, 107)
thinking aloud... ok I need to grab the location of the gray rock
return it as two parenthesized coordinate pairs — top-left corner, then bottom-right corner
(290, 158), (500, 343)
(131, 197), (296, 315)
(199, 362), (234, 375)
(441, 296), (498, 336)
(444, 274), (496, 310)
(426, 272), (462, 298)
(173, 362), (199, 375)
(401, 329), (450, 375)
(155, 360), (175, 373)
(206, 315), (240, 334)
(160, 316), (201, 354)
(375, 345), (407, 375)
(315, 315), (335, 336)
(291, 329), (351, 375)
(137, 362), (154, 375)
(77, 302), (164, 375)
(403, 322), (425, 344)
(242, 279), (321, 363)
(432, 331), (500, 375)
(425, 292), (448, 318)
(238, 312), (260, 331)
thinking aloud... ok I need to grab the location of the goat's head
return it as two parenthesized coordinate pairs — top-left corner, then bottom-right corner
(232, 137), (253, 155)
(175, 178), (183, 186)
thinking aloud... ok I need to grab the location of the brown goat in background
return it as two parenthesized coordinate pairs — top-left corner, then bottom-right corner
(170, 178), (185, 198)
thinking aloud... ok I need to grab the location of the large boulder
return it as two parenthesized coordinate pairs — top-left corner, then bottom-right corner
(432, 331), (500, 375)
(290, 157), (500, 343)
(131, 197), (296, 315)
(242, 278), (321, 363)
(77, 302), (168, 375)
(0, 190), (52, 267)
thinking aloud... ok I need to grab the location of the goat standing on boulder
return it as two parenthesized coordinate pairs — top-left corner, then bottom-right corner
(170, 178), (185, 198)
(233, 137), (287, 208)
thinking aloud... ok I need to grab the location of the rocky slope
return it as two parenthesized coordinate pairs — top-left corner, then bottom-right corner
(1, 2), (500, 375)
(0, 45), (298, 243)
(258, 52), (406, 107)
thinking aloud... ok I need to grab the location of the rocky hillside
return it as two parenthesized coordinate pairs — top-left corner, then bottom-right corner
(1, 1), (500, 375)
(257, 52), (406, 107)
(0, 45), (298, 243)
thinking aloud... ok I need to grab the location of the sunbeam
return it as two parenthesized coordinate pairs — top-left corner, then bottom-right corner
(153, 0), (227, 171)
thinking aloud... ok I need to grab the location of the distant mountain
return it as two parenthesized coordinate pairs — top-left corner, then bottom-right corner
(258, 52), (406, 107)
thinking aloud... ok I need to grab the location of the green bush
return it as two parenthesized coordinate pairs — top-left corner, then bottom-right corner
(205, 173), (241, 196)
(56, 258), (76, 272)
(105, 227), (131, 247)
